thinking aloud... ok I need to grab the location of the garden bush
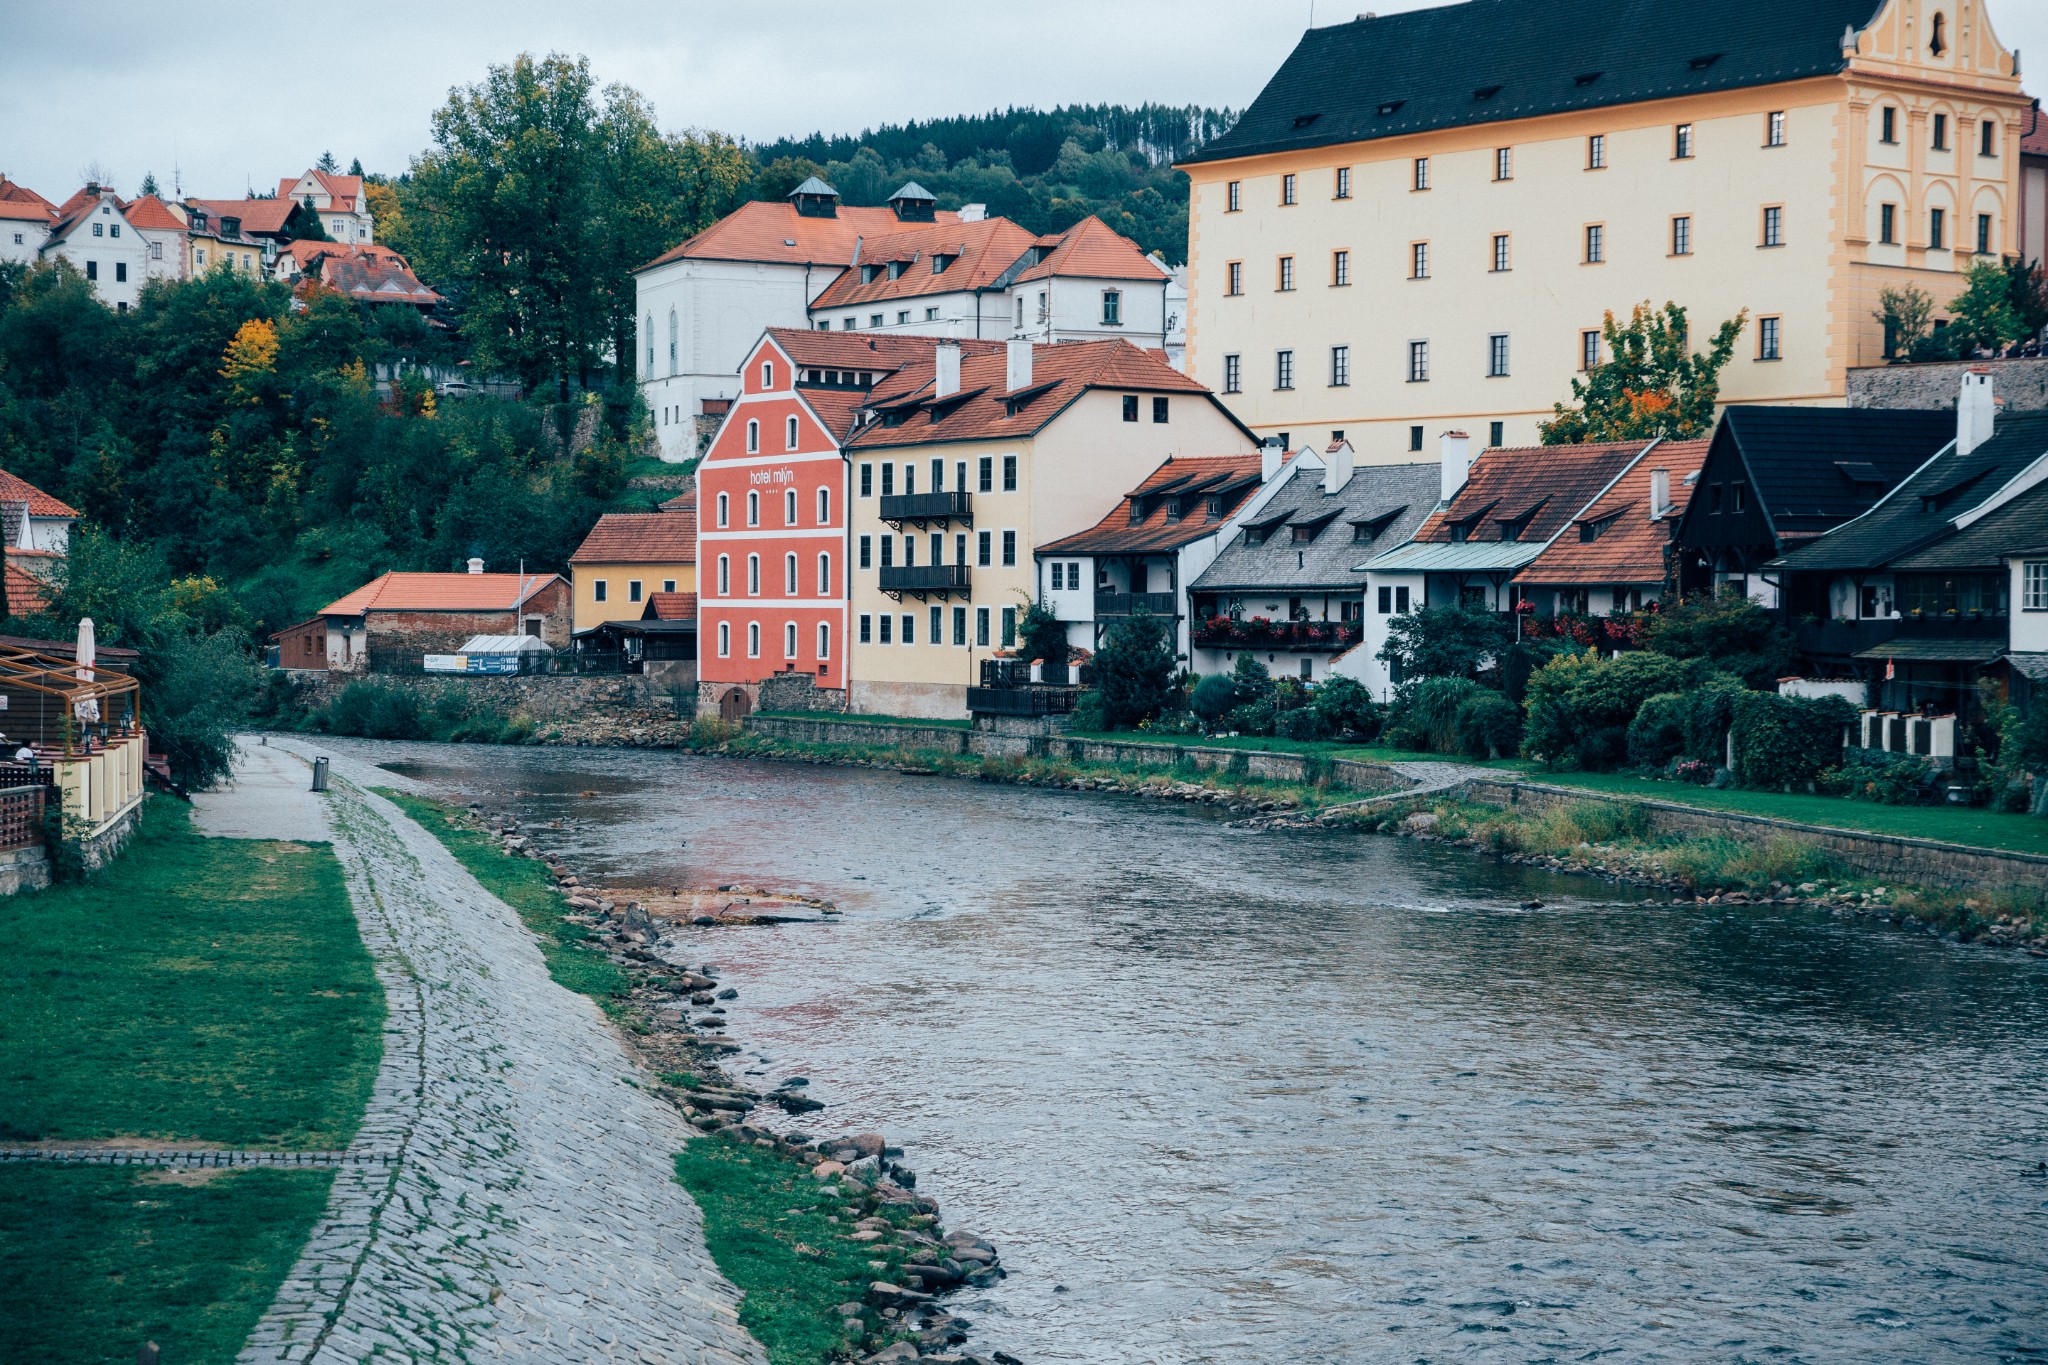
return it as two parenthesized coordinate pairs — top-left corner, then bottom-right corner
(1069, 689), (1109, 733)
(1190, 674), (1236, 724)
(1229, 653), (1275, 703)
(1225, 699), (1276, 736)
(1523, 649), (1688, 769)
(1825, 748), (1935, 805)
(1454, 691), (1522, 759)
(1643, 593), (1800, 689)
(1092, 612), (1176, 728)
(1684, 672), (1750, 764)
(1383, 676), (1480, 753)
(1625, 692), (1692, 768)
(1274, 706), (1330, 742)
(1729, 691), (1857, 789)
(1311, 675), (1381, 739)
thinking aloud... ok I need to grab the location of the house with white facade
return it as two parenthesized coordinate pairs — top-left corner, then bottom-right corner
(277, 169), (374, 243)
(39, 186), (151, 309)
(0, 178), (55, 267)
(120, 194), (190, 282)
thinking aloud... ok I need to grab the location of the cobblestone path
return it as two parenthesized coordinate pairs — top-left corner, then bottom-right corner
(238, 742), (765, 1365)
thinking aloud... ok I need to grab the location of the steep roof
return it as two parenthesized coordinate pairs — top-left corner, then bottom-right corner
(1515, 439), (1710, 585)
(1184, 0), (1886, 166)
(281, 170), (365, 211)
(642, 200), (956, 271)
(1411, 440), (1644, 546)
(809, 216), (1037, 310)
(1009, 216), (1169, 285)
(189, 197), (295, 237)
(642, 591), (697, 621)
(568, 511), (698, 565)
(0, 469), (79, 519)
(0, 178), (54, 223)
(5, 553), (53, 614)
(280, 239), (409, 273)
(765, 328), (985, 442)
(318, 254), (442, 307)
(1197, 458), (1440, 591)
(1712, 406), (1956, 544)
(848, 339), (1226, 450)
(1888, 479), (2048, 572)
(119, 194), (185, 231)
(2023, 117), (2048, 159)
(320, 572), (561, 615)
(1040, 452), (1272, 555)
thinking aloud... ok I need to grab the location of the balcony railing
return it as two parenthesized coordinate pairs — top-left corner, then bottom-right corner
(879, 490), (973, 528)
(1095, 591), (1178, 618)
(879, 563), (971, 600)
(967, 685), (1079, 716)
(1796, 614), (2006, 659)
(1191, 617), (1362, 652)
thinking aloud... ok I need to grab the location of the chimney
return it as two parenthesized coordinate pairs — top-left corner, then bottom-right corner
(466, 557), (484, 574)
(1323, 439), (1355, 494)
(934, 342), (962, 399)
(1957, 366), (1995, 456)
(1648, 467), (1670, 519)
(1439, 430), (1472, 503)
(958, 203), (987, 223)
(1006, 337), (1033, 391)
(1261, 437), (1285, 483)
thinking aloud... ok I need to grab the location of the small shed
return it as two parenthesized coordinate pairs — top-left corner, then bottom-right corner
(424, 634), (555, 676)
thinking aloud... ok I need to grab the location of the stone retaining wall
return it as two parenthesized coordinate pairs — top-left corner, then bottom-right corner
(288, 671), (670, 724)
(748, 714), (972, 753)
(1456, 777), (2048, 887)
(1846, 355), (2048, 411)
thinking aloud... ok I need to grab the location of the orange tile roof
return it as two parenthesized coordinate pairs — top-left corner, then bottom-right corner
(642, 200), (955, 271)
(320, 572), (562, 615)
(119, 194), (185, 232)
(1040, 452), (1272, 554)
(1514, 439), (1710, 586)
(4, 553), (53, 614)
(280, 171), (365, 212)
(643, 591), (697, 621)
(0, 469), (79, 518)
(1411, 439), (1648, 547)
(658, 490), (696, 512)
(0, 178), (53, 224)
(1011, 215), (1169, 284)
(2025, 118), (2048, 158)
(280, 239), (409, 272)
(809, 217), (1037, 310)
(849, 338), (1226, 450)
(568, 510), (698, 565)
(190, 197), (296, 237)
(319, 254), (442, 306)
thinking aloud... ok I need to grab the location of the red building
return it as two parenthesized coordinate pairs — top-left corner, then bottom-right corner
(696, 329), (954, 717)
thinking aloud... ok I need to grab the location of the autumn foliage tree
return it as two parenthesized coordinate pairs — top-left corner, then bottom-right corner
(1540, 301), (1746, 445)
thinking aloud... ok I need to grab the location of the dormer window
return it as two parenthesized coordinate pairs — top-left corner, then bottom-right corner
(1206, 495), (1223, 520)
(888, 261), (905, 279)
(931, 254), (954, 274)
(1473, 84), (1501, 100)
(1574, 71), (1602, 87)
(1166, 498), (1185, 523)
(1579, 512), (1622, 543)
(861, 264), (882, 284)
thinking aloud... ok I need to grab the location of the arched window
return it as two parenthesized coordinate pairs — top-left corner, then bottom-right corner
(716, 492), (729, 527)
(785, 415), (799, 450)
(716, 555), (729, 595)
(785, 552), (798, 595)
(745, 420), (759, 454)
(785, 489), (798, 525)
(644, 314), (654, 375)
(747, 554), (760, 595)
(747, 622), (760, 657)
(817, 487), (831, 524)
(817, 552), (831, 596)
(746, 490), (760, 526)
(761, 360), (775, 389)
(817, 622), (830, 661)
(667, 309), (677, 376)
(717, 622), (730, 657)
(784, 622), (798, 659)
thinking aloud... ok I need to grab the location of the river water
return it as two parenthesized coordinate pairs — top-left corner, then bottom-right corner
(327, 738), (2048, 1364)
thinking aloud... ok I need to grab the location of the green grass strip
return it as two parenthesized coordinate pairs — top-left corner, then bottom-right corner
(676, 1136), (913, 1365)
(0, 798), (382, 1149)
(0, 1165), (336, 1365)
(375, 788), (630, 1005)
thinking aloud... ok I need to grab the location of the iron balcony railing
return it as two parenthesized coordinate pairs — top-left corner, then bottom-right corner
(967, 686), (1079, 717)
(1094, 591), (1178, 618)
(1795, 614), (2006, 659)
(878, 563), (972, 598)
(1190, 618), (1363, 652)
(879, 490), (973, 528)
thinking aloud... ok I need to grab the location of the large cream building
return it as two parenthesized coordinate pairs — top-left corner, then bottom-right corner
(1180, 0), (2031, 463)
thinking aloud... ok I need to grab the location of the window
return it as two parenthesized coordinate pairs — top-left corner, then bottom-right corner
(1275, 349), (1295, 390)
(784, 553), (798, 595)
(869, 315), (883, 328)
(1409, 241), (1429, 279)
(1487, 334), (1509, 378)
(1102, 289), (1121, 325)
(92, 222), (103, 237)
(1767, 110), (1786, 147)
(1002, 530), (1017, 566)
(761, 360), (774, 388)
(1332, 250), (1349, 286)
(928, 605), (941, 645)
(1491, 234), (1510, 272)
(1278, 256), (1295, 291)
(717, 622), (731, 657)
(86, 261), (97, 281)
(952, 606), (968, 646)
(1015, 295), (1025, 327)
(747, 622), (761, 657)
(1977, 213), (1993, 255)
(1490, 420), (1504, 446)
(629, 579), (643, 603)
(901, 613), (914, 645)
(115, 262), (128, 283)
(1587, 134), (1606, 169)
(1003, 455), (1017, 491)
(881, 463), (894, 497)
(1762, 205), (1783, 247)
(1377, 585), (1392, 613)
(976, 607), (991, 647)
(1671, 216), (1691, 256)
(1226, 180), (1241, 212)
(785, 489), (798, 525)
(1494, 147), (1512, 180)
(745, 419), (759, 454)
(1001, 606), (1017, 648)
(1931, 113), (1948, 151)
(746, 490), (760, 526)
(669, 310), (678, 374)
(817, 487), (831, 524)
(1227, 261), (1243, 295)
(1881, 106), (1897, 143)
(1674, 123), (1694, 159)
(1584, 224), (1605, 263)
(1281, 173), (1297, 205)
(1223, 354), (1241, 394)
(977, 531), (991, 566)
(784, 622), (798, 659)
(663, 580), (676, 594)
(859, 614), (872, 644)
(1412, 157), (1430, 190)
(747, 554), (761, 595)
(1407, 340), (1429, 383)
(1880, 203), (1897, 244)
(818, 552), (831, 596)
(1153, 396), (1169, 423)
(1759, 316), (1781, 360)
(1330, 345), (1350, 387)
(897, 311), (909, 325)
(150, 241), (161, 260)
(1980, 118), (1998, 157)
(785, 415), (799, 450)
(1582, 330), (1602, 370)
(978, 456), (993, 492)
(594, 579), (609, 603)
(1409, 426), (1423, 452)
(879, 614), (892, 644)
(880, 535), (894, 568)
(1930, 207), (1947, 250)
(818, 623), (831, 660)
(1123, 394), (1140, 422)
(2024, 561), (2048, 611)
(1335, 166), (1351, 199)
(859, 463), (873, 498)
(926, 307), (940, 321)
(717, 556), (730, 594)
(1050, 562), (1063, 592)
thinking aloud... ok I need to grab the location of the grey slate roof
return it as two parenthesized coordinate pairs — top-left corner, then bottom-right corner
(1691, 406), (1957, 545)
(1888, 478), (2048, 572)
(1184, 0), (1884, 167)
(1193, 461), (1439, 593)
(1777, 414), (2048, 571)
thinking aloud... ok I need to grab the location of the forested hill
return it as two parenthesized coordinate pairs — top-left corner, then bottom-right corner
(749, 104), (1237, 264)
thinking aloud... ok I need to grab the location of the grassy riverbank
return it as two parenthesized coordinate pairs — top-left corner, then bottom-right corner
(0, 798), (383, 1365)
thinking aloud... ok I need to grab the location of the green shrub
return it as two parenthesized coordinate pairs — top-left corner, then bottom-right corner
(1225, 699), (1276, 736)
(1626, 692), (1692, 768)
(1273, 674), (1309, 712)
(1643, 592), (1801, 689)
(1229, 653), (1274, 703)
(1383, 676), (1480, 753)
(1523, 649), (1688, 769)
(1190, 673), (1236, 723)
(1454, 691), (1522, 759)
(1828, 748), (1935, 805)
(1311, 675), (1382, 739)
(1274, 706), (1330, 742)
(1069, 689), (1109, 733)
(1094, 612), (1177, 728)
(1684, 672), (1749, 763)
(1729, 692), (1856, 789)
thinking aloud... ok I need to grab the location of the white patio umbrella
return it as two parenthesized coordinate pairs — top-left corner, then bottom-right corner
(73, 617), (99, 722)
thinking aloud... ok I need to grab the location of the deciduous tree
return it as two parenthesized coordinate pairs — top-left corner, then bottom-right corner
(1540, 301), (1745, 445)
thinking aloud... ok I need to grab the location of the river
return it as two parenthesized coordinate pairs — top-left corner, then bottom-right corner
(324, 737), (2048, 1364)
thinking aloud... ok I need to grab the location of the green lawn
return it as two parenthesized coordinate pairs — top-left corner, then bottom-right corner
(0, 1165), (336, 1365)
(676, 1136), (912, 1365)
(376, 789), (630, 1006)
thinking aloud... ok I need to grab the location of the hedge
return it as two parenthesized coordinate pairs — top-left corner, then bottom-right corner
(1729, 692), (1857, 789)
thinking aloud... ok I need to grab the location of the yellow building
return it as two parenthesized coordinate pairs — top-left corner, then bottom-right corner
(567, 500), (698, 634)
(1179, 0), (2030, 463)
(846, 338), (1257, 718)
(181, 203), (267, 279)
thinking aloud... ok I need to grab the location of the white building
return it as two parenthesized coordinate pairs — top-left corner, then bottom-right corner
(278, 169), (373, 244)
(39, 187), (151, 310)
(0, 178), (54, 267)
(122, 195), (190, 282)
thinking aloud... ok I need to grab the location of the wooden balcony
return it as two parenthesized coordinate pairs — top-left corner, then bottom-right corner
(879, 490), (973, 530)
(1191, 617), (1362, 653)
(879, 564), (971, 601)
(1094, 591), (1178, 618)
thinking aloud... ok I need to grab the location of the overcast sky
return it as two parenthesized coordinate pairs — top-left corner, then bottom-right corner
(3, 0), (2044, 198)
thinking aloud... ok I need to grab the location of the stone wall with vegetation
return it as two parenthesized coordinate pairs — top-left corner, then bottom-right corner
(1846, 355), (2048, 411)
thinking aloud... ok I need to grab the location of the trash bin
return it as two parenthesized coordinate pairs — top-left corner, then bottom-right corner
(312, 757), (330, 793)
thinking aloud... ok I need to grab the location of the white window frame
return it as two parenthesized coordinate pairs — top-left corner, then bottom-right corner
(2022, 561), (2048, 611)
(785, 552), (798, 595)
(817, 552), (831, 596)
(785, 415), (799, 450)
(818, 622), (831, 660)
(784, 622), (798, 659)
(747, 553), (761, 596)
(785, 488), (798, 525)
(747, 490), (760, 526)
(817, 487), (830, 524)
(747, 622), (760, 658)
(717, 555), (730, 595)
(717, 622), (730, 657)
(745, 419), (760, 453)
(716, 492), (729, 527)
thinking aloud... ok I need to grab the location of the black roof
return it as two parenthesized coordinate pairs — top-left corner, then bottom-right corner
(1777, 413), (2048, 571)
(1185, 0), (1882, 166)
(1889, 479), (2048, 572)
(1716, 406), (1956, 543)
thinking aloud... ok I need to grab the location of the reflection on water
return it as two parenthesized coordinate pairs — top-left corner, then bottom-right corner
(337, 737), (2048, 1363)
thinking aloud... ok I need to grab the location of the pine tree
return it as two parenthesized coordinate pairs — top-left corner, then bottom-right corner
(138, 171), (159, 198)
(348, 157), (364, 177)
(316, 150), (338, 173)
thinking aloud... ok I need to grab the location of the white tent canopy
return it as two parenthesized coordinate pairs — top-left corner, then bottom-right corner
(457, 634), (555, 654)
